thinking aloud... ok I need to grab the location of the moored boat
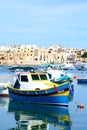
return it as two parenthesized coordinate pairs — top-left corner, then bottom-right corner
(77, 78), (87, 84)
(46, 68), (74, 98)
(46, 69), (73, 83)
(0, 82), (8, 97)
(7, 72), (70, 107)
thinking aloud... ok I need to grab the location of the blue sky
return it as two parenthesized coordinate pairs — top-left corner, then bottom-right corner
(0, 0), (87, 49)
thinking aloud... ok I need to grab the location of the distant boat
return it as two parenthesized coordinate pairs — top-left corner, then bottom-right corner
(75, 62), (87, 70)
(77, 71), (87, 84)
(77, 78), (87, 84)
(61, 63), (75, 70)
(7, 71), (70, 107)
(0, 82), (8, 97)
(9, 66), (36, 72)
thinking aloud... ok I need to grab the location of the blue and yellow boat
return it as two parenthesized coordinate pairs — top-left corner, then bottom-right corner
(7, 72), (70, 107)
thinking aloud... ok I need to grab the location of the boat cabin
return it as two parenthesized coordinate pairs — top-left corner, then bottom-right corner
(14, 72), (51, 90)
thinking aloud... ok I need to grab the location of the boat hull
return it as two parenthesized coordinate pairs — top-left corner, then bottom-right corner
(0, 89), (9, 97)
(8, 88), (69, 107)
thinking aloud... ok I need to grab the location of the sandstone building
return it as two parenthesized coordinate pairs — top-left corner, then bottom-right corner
(0, 44), (86, 66)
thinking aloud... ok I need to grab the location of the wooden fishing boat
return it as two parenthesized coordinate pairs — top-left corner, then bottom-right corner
(46, 69), (74, 98)
(46, 69), (73, 83)
(7, 72), (70, 107)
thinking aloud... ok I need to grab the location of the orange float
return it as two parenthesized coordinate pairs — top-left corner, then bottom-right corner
(73, 74), (77, 79)
(77, 104), (84, 109)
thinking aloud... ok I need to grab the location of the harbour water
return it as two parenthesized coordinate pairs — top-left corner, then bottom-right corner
(0, 66), (87, 130)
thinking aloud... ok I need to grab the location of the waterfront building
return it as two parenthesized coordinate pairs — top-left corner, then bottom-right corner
(0, 44), (87, 66)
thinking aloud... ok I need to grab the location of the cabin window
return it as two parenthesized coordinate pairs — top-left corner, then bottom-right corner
(31, 75), (39, 80)
(40, 74), (48, 80)
(21, 75), (28, 82)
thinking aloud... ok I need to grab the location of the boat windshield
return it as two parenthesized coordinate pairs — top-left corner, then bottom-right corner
(31, 75), (39, 80)
(31, 74), (48, 81)
(40, 74), (48, 80)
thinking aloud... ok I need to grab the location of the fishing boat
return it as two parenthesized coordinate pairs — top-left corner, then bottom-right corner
(0, 82), (8, 97)
(46, 68), (74, 98)
(77, 71), (87, 84)
(46, 69), (73, 83)
(7, 72), (70, 107)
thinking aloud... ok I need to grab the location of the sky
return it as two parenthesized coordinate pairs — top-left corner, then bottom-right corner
(0, 0), (87, 49)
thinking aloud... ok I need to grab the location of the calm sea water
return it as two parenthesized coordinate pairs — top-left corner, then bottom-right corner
(0, 66), (87, 130)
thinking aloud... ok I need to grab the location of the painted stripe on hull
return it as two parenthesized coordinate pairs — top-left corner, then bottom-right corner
(8, 87), (69, 97)
(7, 83), (70, 96)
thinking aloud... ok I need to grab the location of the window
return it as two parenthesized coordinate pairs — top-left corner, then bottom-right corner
(31, 75), (39, 80)
(35, 58), (38, 61)
(40, 74), (48, 80)
(21, 75), (28, 82)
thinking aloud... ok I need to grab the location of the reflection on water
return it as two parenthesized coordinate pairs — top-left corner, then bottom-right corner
(0, 98), (72, 130)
